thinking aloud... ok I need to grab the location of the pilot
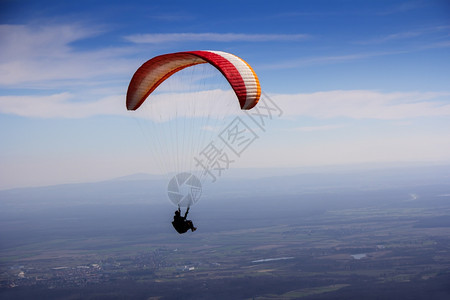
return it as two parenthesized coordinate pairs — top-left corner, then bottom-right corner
(172, 206), (197, 234)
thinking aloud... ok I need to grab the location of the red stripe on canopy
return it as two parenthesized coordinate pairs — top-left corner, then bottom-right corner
(185, 51), (247, 108)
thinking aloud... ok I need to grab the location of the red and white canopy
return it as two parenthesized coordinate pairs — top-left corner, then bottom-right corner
(127, 50), (261, 111)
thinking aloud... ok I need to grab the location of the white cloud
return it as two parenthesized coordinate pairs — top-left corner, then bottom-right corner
(0, 24), (135, 87)
(3, 89), (449, 121)
(265, 133), (450, 167)
(124, 32), (309, 44)
(356, 26), (450, 45)
(0, 24), (98, 60)
(0, 89), (241, 120)
(0, 93), (125, 118)
(272, 90), (450, 120)
(259, 50), (408, 70)
(378, 1), (424, 16)
(261, 34), (450, 70)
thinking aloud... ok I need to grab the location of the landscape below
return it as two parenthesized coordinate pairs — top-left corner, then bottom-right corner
(1, 165), (449, 299)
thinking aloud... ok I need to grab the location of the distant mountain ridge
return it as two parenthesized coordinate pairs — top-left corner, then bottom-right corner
(1, 164), (449, 210)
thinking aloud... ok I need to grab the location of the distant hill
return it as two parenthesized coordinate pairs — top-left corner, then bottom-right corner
(1, 163), (449, 211)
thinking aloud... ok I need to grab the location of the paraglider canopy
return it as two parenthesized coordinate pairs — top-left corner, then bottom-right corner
(127, 50), (261, 111)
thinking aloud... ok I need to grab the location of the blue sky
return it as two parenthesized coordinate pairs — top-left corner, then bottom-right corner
(1, 0), (449, 189)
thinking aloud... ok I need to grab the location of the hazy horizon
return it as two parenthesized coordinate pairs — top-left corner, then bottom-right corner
(1, 160), (449, 191)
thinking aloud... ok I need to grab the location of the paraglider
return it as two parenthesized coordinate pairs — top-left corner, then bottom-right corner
(172, 206), (197, 234)
(126, 50), (261, 234)
(127, 50), (261, 111)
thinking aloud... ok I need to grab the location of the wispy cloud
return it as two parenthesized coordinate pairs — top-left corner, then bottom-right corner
(124, 32), (309, 44)
(260, 37), (450, 70)
(290, 124), (346, 132)
(378, 1), (424, 16)
(149, 13), (196, 22)
(259, 50), (406, 70)
(356, 25), (450, 45)
(273, 90), (450, 120)
(0, 89), (241, 120)
(358, 30), (424, 44)
(0, 24), (136, 87)
(2, 90), (449, 121)
(0, 24), (99, 60)
(0, 93), (124, 118)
